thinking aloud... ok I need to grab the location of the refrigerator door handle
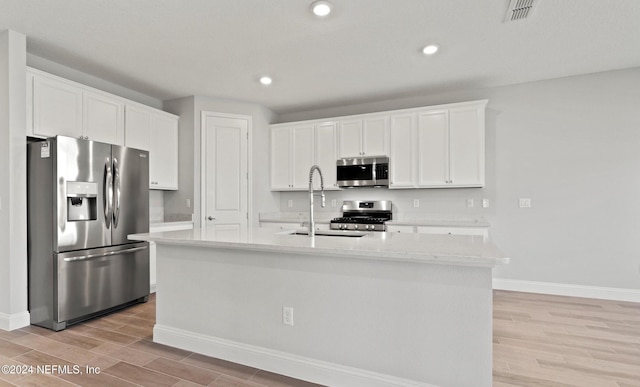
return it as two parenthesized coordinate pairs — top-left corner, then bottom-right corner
(103, 157), (113, 229)
(62, 245), (148, 262)
(112, 157), (121, 228)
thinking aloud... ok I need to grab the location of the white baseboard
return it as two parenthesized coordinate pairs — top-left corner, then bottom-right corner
(150, 283), (156, 294)
(493, 278), (640, 303)
(0, 311), (30, 331)
(153, 325), (436, 387)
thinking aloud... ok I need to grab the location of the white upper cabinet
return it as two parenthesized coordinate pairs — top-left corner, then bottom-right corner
(31, 71), (83, 139)
(29, 69), (124, 145)
(292, 126), (315, 189)
(418, 110), (449, 186)
(149, 113), (179, 190)
(270, 125), (315, 190)
(271, 122), (338, 192)
(83, 91), (124, 145)
(389, 113), (417, 189)
(270, 126), (292, 190)
(448, 106), (485, 186)
(27, 68), (180, 191)
(363, 116), (388, 156)
(315, 122), (339, 190)
(417, 102), (486, 187)
(338, 116), (388, 157)
(124, 104), (179, 190)
(271, 100), (487, 190)
(124, 104), (151, 151)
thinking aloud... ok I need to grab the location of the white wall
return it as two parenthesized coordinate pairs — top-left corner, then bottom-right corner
(0, 29), (29, 330)
(275, 67), (640, 295)
(163, 96), (280, 227)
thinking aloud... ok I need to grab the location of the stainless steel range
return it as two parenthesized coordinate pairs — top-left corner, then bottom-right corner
(330, 200), (392, 231)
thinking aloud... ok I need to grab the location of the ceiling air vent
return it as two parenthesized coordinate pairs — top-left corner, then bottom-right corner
(504, 0), (539, 22)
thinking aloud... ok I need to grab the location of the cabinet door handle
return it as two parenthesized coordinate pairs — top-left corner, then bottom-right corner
(207, 216), (216, 221)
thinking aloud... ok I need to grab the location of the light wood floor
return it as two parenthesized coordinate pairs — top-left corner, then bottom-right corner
(1, 291), (638, 386)
(493, 290), (640, 387)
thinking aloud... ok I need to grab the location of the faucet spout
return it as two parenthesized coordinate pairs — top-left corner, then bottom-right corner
(308, 165), (325, 237)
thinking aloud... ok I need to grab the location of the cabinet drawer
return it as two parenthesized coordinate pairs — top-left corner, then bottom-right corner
(416, 226), (488, 238)
(385, 225), (416, 233)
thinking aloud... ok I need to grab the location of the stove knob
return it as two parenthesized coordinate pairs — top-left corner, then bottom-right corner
(354, 224), (359, 230)
(340, 224), (345, 230)
(365, 225), (370, 230)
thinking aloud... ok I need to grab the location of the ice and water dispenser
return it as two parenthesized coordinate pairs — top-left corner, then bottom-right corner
(66, 181), (98, 221)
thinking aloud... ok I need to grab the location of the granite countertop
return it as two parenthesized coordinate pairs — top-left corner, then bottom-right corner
(130, 227), (509, 268)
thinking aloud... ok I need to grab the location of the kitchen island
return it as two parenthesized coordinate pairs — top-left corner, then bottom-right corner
(129, 227), (508, 387)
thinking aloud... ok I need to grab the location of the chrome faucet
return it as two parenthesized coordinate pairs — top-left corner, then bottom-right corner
(308, 165), (325, 237)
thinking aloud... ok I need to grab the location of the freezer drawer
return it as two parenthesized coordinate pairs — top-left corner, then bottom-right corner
(55, 242), (150, 327)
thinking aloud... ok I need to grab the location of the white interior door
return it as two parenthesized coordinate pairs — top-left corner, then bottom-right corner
(202, 113), (249, 233)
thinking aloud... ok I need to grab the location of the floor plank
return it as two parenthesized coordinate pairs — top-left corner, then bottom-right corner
(0, 291), (638, 386)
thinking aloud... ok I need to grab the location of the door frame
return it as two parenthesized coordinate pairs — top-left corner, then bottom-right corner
(200, 111), (253, 229)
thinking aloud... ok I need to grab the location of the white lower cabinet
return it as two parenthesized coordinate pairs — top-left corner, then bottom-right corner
(386, 225), (416, 233)
(416, 226), (489, 239)
(259, 221), (302, 230)
(387, 224), (489, 239)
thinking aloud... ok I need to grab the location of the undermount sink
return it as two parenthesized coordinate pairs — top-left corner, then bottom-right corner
(289, 229), (368, 238)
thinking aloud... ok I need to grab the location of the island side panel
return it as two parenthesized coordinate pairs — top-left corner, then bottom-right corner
(153, 243), (493, 387)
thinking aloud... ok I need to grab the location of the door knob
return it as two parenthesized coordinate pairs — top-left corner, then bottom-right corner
(207, 216), (216, 221)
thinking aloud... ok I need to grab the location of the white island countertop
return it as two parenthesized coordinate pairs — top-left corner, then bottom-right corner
(130, 226), (509, 268)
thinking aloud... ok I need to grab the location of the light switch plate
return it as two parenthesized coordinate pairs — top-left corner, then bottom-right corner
(519, 198), (531, 208)
(482, 198), (489, 208)
(413, 199), (419, 208)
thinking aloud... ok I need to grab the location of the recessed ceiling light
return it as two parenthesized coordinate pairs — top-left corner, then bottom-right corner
(259, 76), (273, 86)
(422, 44), (440, 55)
(311, 1), (332, 17)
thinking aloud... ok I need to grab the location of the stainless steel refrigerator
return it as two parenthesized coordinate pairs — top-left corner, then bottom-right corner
(27, 136), (150, 331)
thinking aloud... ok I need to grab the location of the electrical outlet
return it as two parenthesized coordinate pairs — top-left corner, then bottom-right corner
(283, 307), (294, 326)
(482, 198), (489, 208)
(186, 199), (191, 208)
(287, 199), (293, 208)
(466, 199), (474, 208)
(331, 199), (337, 207)
(519, 198), (531, 208)
(413, 199), (420, 208)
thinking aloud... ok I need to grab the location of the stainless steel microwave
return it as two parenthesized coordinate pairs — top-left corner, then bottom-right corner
(336, 156), (389, 188)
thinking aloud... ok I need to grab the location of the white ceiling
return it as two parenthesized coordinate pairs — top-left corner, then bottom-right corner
(1, 0), (639, 114)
